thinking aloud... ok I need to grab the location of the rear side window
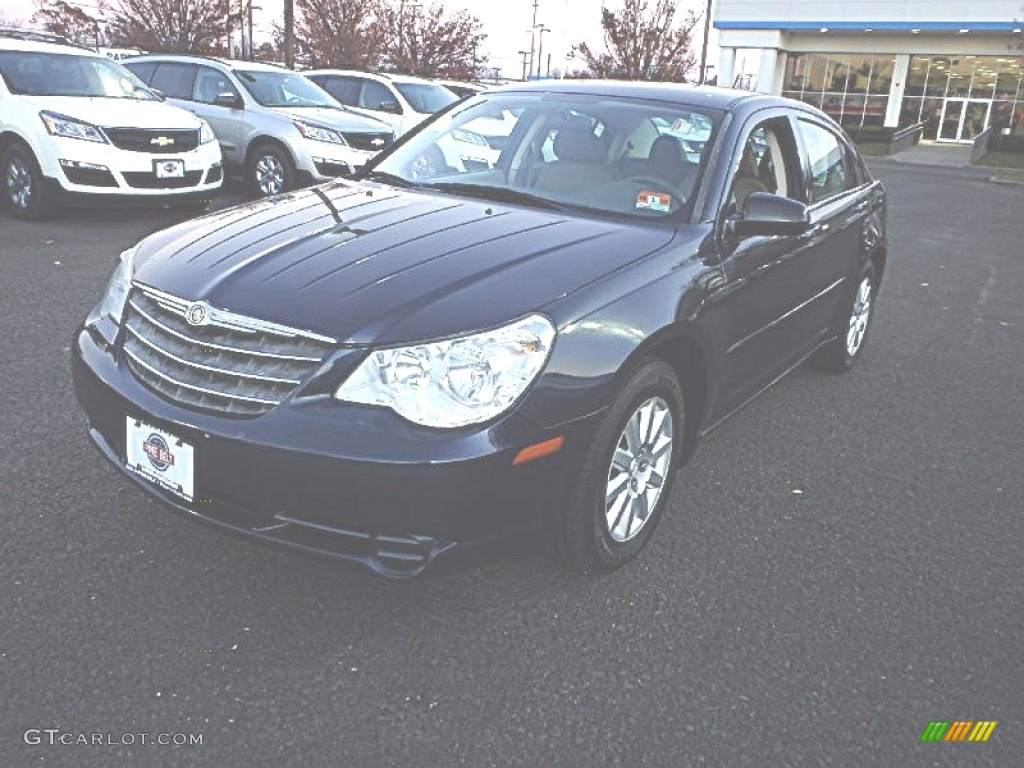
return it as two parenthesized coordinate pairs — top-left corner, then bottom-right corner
(150, 62), (197, 100)
(796, 120), (853, 203)
(123, 60), (156, 84)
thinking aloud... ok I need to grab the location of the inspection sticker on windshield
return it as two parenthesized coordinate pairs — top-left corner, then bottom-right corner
(636, 191), (672, 212)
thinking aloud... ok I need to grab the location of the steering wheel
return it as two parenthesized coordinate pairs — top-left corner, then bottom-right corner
(408, 145), (448, 181)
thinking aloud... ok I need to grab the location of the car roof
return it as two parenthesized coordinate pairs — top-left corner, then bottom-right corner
(490, 79), (773, 112)
(304, 69), (443, 86)
(0, 34), (97, 56)
(126, 54), (290, 73)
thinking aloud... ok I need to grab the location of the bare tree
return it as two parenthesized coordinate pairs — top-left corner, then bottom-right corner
(576, 0), (700, 81)
(382, 2), (486, 78)
(291, 0), (388, 69)
(31, 1), (101, 46)
(101, 0), (230, 53)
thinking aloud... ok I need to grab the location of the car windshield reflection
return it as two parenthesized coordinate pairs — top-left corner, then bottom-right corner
(369, 92), (722, 219)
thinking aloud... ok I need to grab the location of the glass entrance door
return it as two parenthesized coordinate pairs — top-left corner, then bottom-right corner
(938, 100), (965, 141)
(938, 98), (993, 142)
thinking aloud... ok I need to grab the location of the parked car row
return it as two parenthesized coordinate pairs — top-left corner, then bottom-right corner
(0, 29), (490, 220)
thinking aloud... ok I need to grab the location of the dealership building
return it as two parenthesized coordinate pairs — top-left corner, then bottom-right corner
(714, 0), (1024, 144)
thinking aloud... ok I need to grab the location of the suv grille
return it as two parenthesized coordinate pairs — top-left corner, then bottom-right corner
(105, 128), (200, 154)
(123, 285), (335, 417)
(342, 132), (393, 152)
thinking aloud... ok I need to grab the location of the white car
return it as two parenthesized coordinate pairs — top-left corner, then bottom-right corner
(0, 33), (222, 219)
(303, 70), (459, 136)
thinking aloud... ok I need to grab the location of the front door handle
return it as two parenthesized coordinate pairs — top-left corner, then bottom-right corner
(800, 223), (829, 240)
(853, 200), (871, 214)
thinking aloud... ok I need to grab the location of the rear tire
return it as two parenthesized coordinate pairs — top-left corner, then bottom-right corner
(559, 359), (685, 572)
(810, 262), (877, 374)
(247, 143), (294, 197)
(2, 144), (58, 220)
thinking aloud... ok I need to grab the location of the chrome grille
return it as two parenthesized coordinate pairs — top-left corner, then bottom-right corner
(123, 284), (335, 417)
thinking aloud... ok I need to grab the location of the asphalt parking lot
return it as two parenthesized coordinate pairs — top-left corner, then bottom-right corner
(1, 166), (1022, 767)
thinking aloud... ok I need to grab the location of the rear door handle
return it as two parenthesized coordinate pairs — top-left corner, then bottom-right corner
(854, 200), (871, 214)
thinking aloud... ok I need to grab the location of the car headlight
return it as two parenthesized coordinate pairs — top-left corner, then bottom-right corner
(39, 111), (108, 143)
(294, 120), (346, 145)
(199, 120), (216, 145)
(336, 315), (556, 428)
(98, 247), (136, 325)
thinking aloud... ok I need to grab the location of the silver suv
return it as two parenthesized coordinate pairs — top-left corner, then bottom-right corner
(124, 56), (395, 196)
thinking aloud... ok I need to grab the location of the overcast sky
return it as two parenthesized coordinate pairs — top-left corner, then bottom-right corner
(2, 0), (720, 79)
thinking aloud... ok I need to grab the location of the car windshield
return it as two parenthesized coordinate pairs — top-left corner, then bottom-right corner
(367, 91), (721, 220)
(394, 82), (458, 114)
(0, 51), (157, 99)
(234, 69), (338, 108)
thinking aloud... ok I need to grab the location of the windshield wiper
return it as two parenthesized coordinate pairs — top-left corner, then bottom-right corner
(359, 170), (419, 188)
(424, 183), (566, 211)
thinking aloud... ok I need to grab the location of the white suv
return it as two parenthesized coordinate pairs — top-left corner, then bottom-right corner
(304, 70), (459, 136)
(0, 33), (222, 219)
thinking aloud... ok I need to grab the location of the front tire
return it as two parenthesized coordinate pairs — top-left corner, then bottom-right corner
(247, 143), (294, 197)
(2, 144), (58, 220)
(810, 262), (877, 373)
(560, 359), (685, 572)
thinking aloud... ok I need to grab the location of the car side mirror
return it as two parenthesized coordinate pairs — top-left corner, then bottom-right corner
(377, 100), (402, 115)
(214, 92), (243, 109)
(729, 192), (810, 237)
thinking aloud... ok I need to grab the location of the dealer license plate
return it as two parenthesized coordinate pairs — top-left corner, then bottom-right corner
(154, 159), (185, 179)
(125, 417), (194, 502)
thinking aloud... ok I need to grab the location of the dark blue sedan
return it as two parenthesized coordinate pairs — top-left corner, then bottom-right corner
(72, 81), (887, 578)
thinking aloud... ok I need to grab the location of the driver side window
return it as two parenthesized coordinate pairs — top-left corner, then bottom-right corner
(361, 80), (397, 111)
(193, 67), (239, 105)
(726, 119), (799, 215)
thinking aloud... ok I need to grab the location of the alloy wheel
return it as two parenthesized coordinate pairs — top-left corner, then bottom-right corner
(605, 396), (674, 543)
(846, 276), (872, 358)
(254, 154), (285, 195)
(6, 157), (32, 210)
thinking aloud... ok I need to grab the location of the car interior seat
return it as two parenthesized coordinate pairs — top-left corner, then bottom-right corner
(534, 119), (616, 194)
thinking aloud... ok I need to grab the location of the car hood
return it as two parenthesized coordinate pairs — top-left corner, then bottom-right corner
(132, 183), (676, 345)
(270, 106), (391, 133)
(21, 96), (201, 130)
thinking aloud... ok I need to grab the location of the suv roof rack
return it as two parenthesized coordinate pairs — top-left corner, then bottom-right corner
(0, 26), (94, 50)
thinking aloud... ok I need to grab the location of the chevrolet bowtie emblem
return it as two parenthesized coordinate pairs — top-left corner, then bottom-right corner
(151, 136), (175, 147)
(371, 138), (385, 147)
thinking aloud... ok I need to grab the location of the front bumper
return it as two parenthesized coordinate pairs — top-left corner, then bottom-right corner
(41, 136), (223, 199)
(71, 324), (596, 578)
(301, 143), (377, 181)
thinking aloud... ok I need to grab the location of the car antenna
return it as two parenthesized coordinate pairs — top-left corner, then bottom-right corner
(312, 186), (342, 225)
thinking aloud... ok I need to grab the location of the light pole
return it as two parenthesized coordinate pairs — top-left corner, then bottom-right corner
(699, 0), (713, 84)
(527, 0), (539, 81)
(247, 0), (261, 61)
(535, 25), (549, 79)
(518, 50), (530, 81)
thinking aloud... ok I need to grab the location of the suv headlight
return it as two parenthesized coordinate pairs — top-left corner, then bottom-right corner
(336, 315), (556, 428)
(294, 120), (347, 145)
(199, 119), (216, 145)
(40, 111), (108, 143)
(98, 247), (136, 325)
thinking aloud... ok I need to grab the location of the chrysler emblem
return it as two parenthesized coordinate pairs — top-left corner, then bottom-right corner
(185, 302), (210, 326)
(151, 136), (175, 147)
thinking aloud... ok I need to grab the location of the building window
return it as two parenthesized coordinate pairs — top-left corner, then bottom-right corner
(901, 54), (1024, 137)
(783, 53), (896, 131)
